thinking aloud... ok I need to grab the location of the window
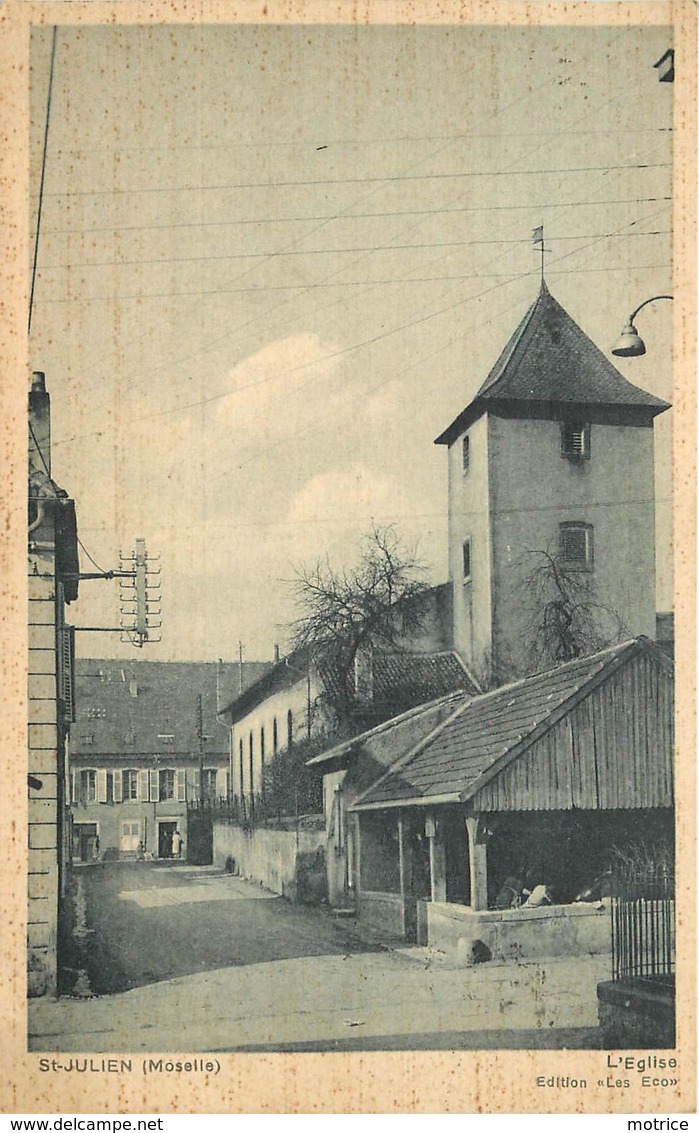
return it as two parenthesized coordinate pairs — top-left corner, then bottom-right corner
(80, 770), (96, 804)
(462, 537), (472, 583)
(202, 769), (218, 801)
(123, 731), (135, 746)
(238, 738), (244, 798)
(248, 732), (254, 795)
(106, 772), (114, 804)
(260, 726), (265, 759)
(561, 422), (590, 460)
(462, 433), (470, 473)
(83, 706), (106, 719)
(272, 717), (278, 754)
(81, 734), (95, 746)
(560, 522), (594, 571)
(123, 769), (139, 801)
(287, 710), (294, 750)
(157, 734), (175, 745)
(159, 769), (176, 801)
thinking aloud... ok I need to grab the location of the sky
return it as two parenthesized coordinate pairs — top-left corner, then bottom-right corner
(29, 22), (674, 664)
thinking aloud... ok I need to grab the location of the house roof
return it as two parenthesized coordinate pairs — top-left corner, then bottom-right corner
(351, 638), (670, 810)
(71, 658), (269, 759)
(434, 282), (671, 446)
(316, 648), (478, 712)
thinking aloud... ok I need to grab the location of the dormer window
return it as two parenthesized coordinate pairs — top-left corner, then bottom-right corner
(561, 422), (590, 461)
(462, 434), (470, 473)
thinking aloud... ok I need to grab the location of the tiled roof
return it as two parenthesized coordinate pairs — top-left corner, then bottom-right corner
(306, 691), (468, 768)
(373, 650), (478, 703)
(435, 282), (670, 445)
(314, 649), (478, 714)
(352, 639), (658, 809)
(72, 659), (270, 758)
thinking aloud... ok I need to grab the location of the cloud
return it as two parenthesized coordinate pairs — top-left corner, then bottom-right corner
(288, 463), (398, 527)
(212, 332), (346, 444)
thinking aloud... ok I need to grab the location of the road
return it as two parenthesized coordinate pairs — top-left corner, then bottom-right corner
(39, 862), (608, 1051)
(65, 861), (381, 995)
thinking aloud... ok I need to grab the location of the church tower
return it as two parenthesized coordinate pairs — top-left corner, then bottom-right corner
(435, 281), (670, 681)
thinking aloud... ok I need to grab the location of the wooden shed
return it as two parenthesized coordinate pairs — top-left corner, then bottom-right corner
(350, 638), (674, 953)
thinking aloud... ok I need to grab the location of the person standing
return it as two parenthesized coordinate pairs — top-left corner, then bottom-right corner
(172, 828), (183, 859)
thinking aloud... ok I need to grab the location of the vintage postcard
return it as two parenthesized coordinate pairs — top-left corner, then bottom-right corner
(1, 0), (696, 1115)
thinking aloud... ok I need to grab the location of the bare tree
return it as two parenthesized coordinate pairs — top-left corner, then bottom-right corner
(288, 523), (429, 725)
(519, 547), (629, 671)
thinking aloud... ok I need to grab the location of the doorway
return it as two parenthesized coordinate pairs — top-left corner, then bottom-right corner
(73, 823), (98, 863)
(158, 821), (177, 859)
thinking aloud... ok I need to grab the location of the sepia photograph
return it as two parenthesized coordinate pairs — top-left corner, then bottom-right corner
(8, 1), (694, 1112)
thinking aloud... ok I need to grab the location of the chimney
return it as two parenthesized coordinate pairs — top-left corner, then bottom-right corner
(29, 371), (51, 476)
(274, 644), (280, 664)
(354, 644), (374, 701)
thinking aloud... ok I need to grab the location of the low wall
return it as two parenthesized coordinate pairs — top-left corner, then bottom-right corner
(213, 821), (326, 903)
(427, 901), (611, 963)
(357, 891), (405, 939)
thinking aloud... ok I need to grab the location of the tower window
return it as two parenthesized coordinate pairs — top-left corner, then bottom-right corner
(560, 522), (594, 571)
(462, 434), (470, 473)
(561, 422), (590, 460)
(462, 537), (472, 583)
(287, 710), (294, 750)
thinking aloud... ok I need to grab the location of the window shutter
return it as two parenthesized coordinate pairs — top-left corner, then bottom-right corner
(71, 769), (77, 806)
(176, 769), (186, 802)
(96, 769), (108, 803)
(137, 770), (147, 801)
(149, 769), (158, 802)
(186, 767), (198, 803)
(57, 626), (76, 722)
(113, 770), (123, 803)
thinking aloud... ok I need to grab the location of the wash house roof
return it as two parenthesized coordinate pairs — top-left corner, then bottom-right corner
(434, 282), (671, 446)
(352, 639), (673, 813)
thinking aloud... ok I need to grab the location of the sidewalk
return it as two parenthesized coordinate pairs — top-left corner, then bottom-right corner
(29, 942), (609, 1052)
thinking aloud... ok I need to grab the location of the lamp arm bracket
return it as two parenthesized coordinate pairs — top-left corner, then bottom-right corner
(629, 294), (673, 322)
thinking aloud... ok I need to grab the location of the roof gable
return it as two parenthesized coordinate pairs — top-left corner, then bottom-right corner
(435, 283), (670, 445)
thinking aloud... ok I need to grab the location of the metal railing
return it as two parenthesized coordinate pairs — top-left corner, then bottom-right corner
(611, 861), (675, 986)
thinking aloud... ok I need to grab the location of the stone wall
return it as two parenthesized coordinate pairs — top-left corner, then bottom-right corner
(213, 821), (326, 903)
(427, 900), (612, 964)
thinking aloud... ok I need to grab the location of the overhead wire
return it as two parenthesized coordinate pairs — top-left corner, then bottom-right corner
(39, 227), (670, 276)
(43, 161), (669, 199)
(114, 76), (670, 394)
(42, 70), (670, 438)
(28, 26), (57, 336)
(40, 195), (672, 238)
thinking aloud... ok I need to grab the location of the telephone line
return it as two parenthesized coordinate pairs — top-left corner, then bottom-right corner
(40, 196), (671, 238)
(38, 256), (669, 307)
(50, 125), (672, 157)
(39, 228), (669, 274)
(44, 161), (668, 199)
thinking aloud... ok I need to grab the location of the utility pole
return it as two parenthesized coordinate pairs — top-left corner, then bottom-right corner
(197, 693), (205, 804)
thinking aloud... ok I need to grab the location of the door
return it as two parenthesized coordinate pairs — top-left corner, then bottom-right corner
(120, 820), (141, 855)
(73, 823), (98, 863)
(158, 821), (177, 859)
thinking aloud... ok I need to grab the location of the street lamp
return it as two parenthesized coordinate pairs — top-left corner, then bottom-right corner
(611, 295), (673, 357)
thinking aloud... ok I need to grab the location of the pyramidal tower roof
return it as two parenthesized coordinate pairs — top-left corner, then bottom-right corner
(435, 281), (671, 446)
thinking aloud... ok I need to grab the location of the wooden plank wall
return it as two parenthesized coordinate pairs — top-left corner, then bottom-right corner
(473, 651), (674, 812)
